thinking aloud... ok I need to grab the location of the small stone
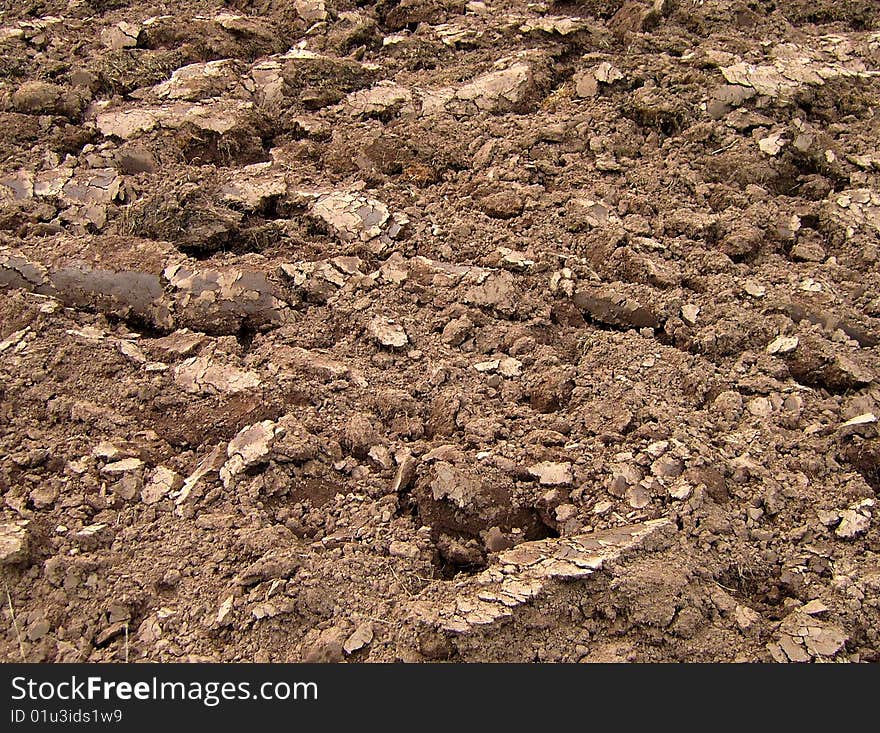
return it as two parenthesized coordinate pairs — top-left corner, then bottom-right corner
(463, 271), (517, 314)
(142, 466), (183, 504)
(0, 521), (29, 565)
(0, 328), (30, 353)
(276, 347), (352, 383)
(767, 335), (799, 355)
(368, 444), (393, 471)
(217, 594), (235, 626)
(294, 0), (328, 23)
(73, 523), (110, 546)
(520, 16), (586, 35)
(759, 133), (787, 156)
(668, 482), (692, 501)
(235, 548), (301, 587)
(428, 462), (483, 509)
(743, 280), (766, 298)
(680, 304), (700, 325)
(346, 81), (412, 119)
(708, 84), (756, 118)
(497, 248), (534, 271)
(555, 503), (578, 522)
(609, 464), (642, 497)
(101, 457), (144, 474)
(735, 604), (761, 631)
(112, 474), (141, 502)
(310, 191), (404, 245)
(101, 21), (140, 50)
(119, 340), (147, 364)
(835, 354), (874, 386)
(221, 420), (277, 486)
(332, 256), (363, 276)
(645, 441), (668, 458)
(817, 509), (841, 527)
(177, 445), (226, 506)
(565, 197), (618, 231)
(150, 329), (205, 357)
(390, 453), (417, 493)
(801, 599), (829, 617)
(839, 413), (877, 430)
(343, 622), (374, 655)
(835, 509), (869, 539)
(95, 622), (128, 647)
(474, 359), (500, 373)
(92, 441), (127, 460)
(446, 61), (542, 115)
(592, 500), (613, 515)
(368, 317), (408, 348)
(498, 357), (523, 378)
(528, 461), (573, 486)
(252, 601), (286, 621)
(783, 393), (803, 416)
(747, 397), (774, 417)
(594, 62), (623, 84)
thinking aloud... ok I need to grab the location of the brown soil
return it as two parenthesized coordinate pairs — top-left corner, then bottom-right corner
(1, 0), (879, 663)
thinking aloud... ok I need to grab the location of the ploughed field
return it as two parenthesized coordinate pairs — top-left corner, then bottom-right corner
(1, 0), (880, 662)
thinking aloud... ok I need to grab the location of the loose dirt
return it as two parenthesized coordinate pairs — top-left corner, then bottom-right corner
(1, 0), (879, 663)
